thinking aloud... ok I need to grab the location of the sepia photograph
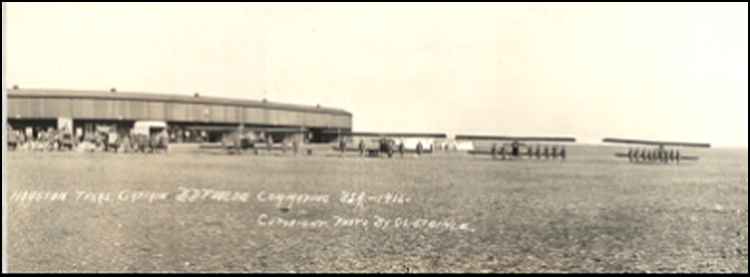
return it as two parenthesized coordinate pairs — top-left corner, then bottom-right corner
(2, 2), (748, 273)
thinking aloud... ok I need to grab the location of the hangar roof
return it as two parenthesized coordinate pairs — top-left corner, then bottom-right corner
(8, 88), (352, 116)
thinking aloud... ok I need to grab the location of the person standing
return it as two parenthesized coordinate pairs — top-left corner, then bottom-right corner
(491, 143), (498, 160)
(669, 149), (675, 163)
(628, 148), (634, 163)
(267, 134), (273, 153)
(280, 139), (288, 154)
(511, 141), (520, 158)
(339, 138), (346, 157)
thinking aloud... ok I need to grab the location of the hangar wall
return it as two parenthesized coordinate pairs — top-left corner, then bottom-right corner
(7, 88), (352, 129)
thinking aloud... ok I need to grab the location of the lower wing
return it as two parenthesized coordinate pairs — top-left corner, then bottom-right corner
(614, 152), (699, 161)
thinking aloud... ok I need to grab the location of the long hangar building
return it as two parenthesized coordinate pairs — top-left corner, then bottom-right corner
(7, 87), (353, 143)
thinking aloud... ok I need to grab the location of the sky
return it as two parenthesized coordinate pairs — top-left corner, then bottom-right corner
(3, 3), (748, 147)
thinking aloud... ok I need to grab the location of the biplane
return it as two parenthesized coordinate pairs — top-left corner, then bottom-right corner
(323, 130), (447, 158)
(193, 125), (309, 155)
(454, 135), (577, 160)
(601, 137), (710, 164)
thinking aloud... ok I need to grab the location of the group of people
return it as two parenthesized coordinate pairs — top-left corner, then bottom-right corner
(263, 137), (304, 155)
(491, 142), (567, 160)
(7, 126), (169, 154)
(8, 128), (63, 151)
(627, 147), (680, 164)
(224, 132), (307, 156)
(7, 127), (78, 152)
(167, 128), (208, 143)
(124, 132), (170, 154)
(345, 139), (427, 158)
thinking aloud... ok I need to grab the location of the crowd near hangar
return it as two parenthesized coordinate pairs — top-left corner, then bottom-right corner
(6, 87), (353, 143)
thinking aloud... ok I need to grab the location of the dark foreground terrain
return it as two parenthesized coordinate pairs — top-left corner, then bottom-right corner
(6, 145), (748, 272)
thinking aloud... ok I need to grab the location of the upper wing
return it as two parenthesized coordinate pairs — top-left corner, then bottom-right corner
(254, 127), (308, 134)
(186, 126), (307, 134)
(602, 138), (710, 148)
(323, 130), (447, 138)
(186, 126), (237, 132)
(455, 135), (576, 142)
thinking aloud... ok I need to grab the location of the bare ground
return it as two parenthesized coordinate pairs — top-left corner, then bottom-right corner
(6, 145), (748, 273)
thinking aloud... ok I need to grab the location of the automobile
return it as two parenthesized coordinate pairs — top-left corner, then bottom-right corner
(57, 132), (75, 150)
(131, 121), (169, 153)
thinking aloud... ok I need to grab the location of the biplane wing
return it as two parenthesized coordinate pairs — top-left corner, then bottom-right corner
(251, 127), (308, 134)
(613, 152), (699, 160)
(189, 125), (308, 153)
(456, 135), (574, 155)
(454, 134), (574, 160)
(602, 137), (709, 164)
(467, 150), (505, 155)
(204, 142), (302, 152)
(326, 131), (444, 156)
(331, 145), (435, 154)
(187, 125), (308, 133)
(455, 135), (576, 142)
(602, 138), (710, 148)
(323, 130), (447, 139)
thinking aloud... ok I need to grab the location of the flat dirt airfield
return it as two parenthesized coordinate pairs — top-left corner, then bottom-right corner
(6, 145), (748, 273)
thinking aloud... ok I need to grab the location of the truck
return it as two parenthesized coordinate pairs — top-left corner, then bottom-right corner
(131, 121), (169, 153)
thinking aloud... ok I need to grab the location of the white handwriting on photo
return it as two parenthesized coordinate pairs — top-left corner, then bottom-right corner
(257, 214), (476, 233)
(9, 189), (475, 232)
(9, 188), (412, 208)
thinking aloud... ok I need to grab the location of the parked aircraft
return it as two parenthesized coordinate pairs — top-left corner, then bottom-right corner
(455, 135), (576, 160)
(602, 137), (710, 164)
(325, 130), (447, 158)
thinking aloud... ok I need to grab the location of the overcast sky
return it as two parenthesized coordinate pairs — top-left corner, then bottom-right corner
(4, 3), (748, 147)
